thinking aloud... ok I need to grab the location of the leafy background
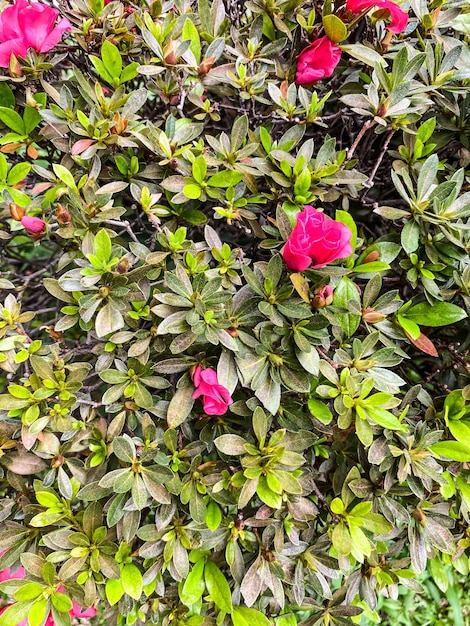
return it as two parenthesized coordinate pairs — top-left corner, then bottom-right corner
(1, 0), (470, 625)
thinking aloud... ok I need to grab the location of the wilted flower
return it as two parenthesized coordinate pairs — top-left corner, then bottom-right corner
(283, 206), (353, 272)
(346, 0), (408, 33)
(295, 36), (342, 85)
(0, 0), (72, 68)
(192, 365), (233, 415)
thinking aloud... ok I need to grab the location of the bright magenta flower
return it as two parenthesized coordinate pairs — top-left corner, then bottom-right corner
(346, 0), (408, 33)
(21, 215), (46, 234)
(283, 206), (353, 272)
(192, 365), (233, 415)
(295, 36), (342, 85)
(0, 0), (72, 67)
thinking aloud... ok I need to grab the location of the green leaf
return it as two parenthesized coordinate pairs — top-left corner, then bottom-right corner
(94, 229), (112, 262)
(232, 607), (272, 626)
(341, 44), (385, 67)
(167, 385), (194, 428)
(113, 436), (136, 463)
(183, 183), (202, 199)
(182, 18), (201, 63)
(322, 14), (348, 43)
(95, 302), (124, 337)
(204, 560), (232, 613)
(0, 107), (25, 134)
(401, 219), (420, 254)
(0, 601), (33, 626)
(180, 559), (206, 606)
(28, 598), (48, 626)
(101, 40), (123, 78)
(404, 302), (467, 327)
(207, 170), (243, 187)
(121, 563), (143, 600)
(430, 441), (470, 462)
(106, 578), (124, 605)
(7, 163), (31, 186)
(308, 398), (332, 424)
(14, 582), (43, 601)
(51, 592), (73, 613)
(206, 500), (222, 531)
(214, 434), (247, 455)
(333, 276), (361, 337)
(53, 164), (78, 192)
(192, 156), (207, 184)
(23, 106), (42, 135)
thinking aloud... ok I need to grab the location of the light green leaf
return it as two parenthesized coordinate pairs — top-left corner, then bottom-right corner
(204, 560), (232, 613)
(121, 563), (143, 600)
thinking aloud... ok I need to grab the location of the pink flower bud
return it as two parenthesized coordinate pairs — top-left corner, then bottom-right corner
(21, 215), (46, 234)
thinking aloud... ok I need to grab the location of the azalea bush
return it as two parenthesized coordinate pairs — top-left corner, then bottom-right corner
(0, 0), (470, 625)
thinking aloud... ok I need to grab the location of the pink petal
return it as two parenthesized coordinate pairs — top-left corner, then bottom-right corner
(38, 17), (72, 53)
(0, 39), (29, 67)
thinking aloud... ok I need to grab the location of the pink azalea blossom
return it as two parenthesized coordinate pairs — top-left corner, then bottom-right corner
(282, 206), (353, 271)
(192, 365), (233, 415)
(346, 0), (408, 33)
(295, 36), (342, 85)
(0, 0), (72, 68)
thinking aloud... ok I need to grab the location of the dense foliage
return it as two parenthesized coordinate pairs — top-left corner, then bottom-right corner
(0, 0), (470, 624)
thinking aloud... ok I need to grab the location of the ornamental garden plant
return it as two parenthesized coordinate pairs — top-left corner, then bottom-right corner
(0, 0), (470, 625)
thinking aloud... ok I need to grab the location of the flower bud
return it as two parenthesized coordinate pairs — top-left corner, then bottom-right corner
(362, 250), (380, 264)
(312, 285), (334, 309)
(56, 203), (71, 224)
(9, 203), (25, 221)
(21, 215), (46, 236)
(111, 112), (128, 135)
(164, 40), (177, 65)
(198, 56), (215, 75)
(117, 257), (130, 273)
(362, 308), (386, 323)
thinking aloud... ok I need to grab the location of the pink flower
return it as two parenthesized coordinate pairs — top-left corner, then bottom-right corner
(283, 206), (353, 271)
(295, 36), (342, 85)
(0, 0), (72, 68)
(346, 0), (408, 33)
(0, 564), (26, 581)
(192, 366), (233, 416)
(21, 215), (46, 234)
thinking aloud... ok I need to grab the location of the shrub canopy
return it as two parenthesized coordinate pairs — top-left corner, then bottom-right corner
(0, 0), (470, 625)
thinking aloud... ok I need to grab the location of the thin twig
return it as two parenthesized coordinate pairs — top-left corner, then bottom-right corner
(346, 119), (377, 161)
(362, 129), (396, 197)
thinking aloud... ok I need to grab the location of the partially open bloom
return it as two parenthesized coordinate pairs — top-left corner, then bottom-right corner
(283, 206), (353, 272)
(295, 36), (342, 85)
(21, 215), (46, 234)
(346, 0), (408, 33)
(312, 285), (334, 308)
(192, 365), (233, 415)
(0, 0), (72, 68)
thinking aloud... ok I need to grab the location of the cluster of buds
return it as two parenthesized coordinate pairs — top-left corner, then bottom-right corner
(312, 285), (334, 309)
